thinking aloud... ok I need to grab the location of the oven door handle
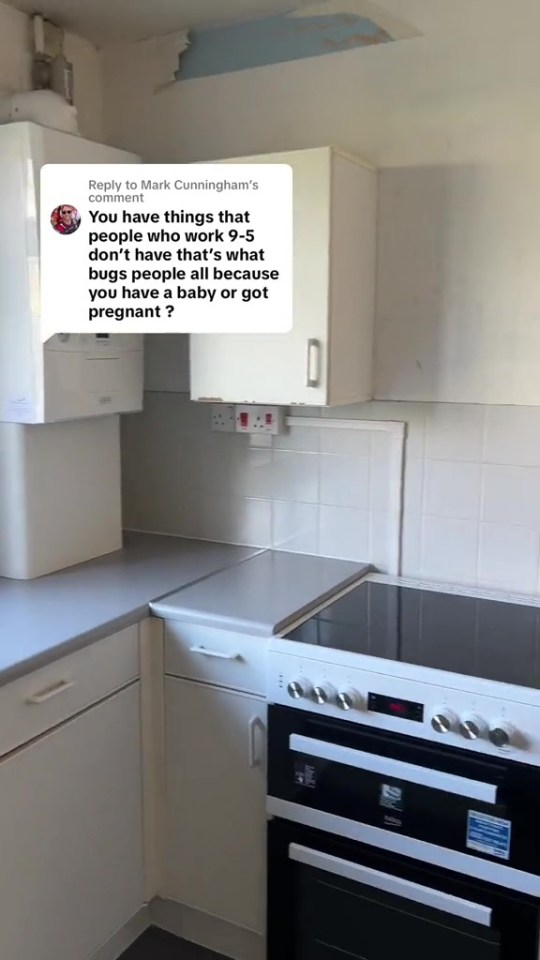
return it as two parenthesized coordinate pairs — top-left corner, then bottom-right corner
(289, 844), (493, 927)
(289, 734), (499, 804)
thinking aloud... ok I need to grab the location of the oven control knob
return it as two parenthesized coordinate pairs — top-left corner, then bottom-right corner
(312, 683), (336, 705)
(489, 721), (515, 749)
(431, 709), (458, 734)
(337, 688), (359, 711)
(287, 679), (311, 700)
(459, 715), (487, 741)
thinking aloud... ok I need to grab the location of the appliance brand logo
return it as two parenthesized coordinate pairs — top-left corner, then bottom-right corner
(380, 783), (403, 812)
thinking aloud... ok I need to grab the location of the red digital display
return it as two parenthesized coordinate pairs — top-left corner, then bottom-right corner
(368, 693), (424, 722)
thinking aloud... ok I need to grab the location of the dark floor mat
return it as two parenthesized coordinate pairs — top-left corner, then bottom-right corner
(119, 926), (225, 959)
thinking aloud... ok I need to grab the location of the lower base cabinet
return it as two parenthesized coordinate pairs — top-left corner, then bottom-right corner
(0, 682), (144, 960)
(164, 676), (267, 935)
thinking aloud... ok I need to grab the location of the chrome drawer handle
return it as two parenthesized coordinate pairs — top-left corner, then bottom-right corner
(189, 646), (241, 661)
(26, 679), (77, 704)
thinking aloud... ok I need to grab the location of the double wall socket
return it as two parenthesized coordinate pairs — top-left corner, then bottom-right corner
(211, 404), (285, 435)
(235, 405), (284, 435)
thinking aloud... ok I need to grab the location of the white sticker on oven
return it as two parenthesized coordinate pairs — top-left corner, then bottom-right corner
(294, 760), (317, 789)
(466, 811), (511, 860)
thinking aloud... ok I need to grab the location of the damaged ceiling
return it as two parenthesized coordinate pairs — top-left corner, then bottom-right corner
(4, 0), (417, 46)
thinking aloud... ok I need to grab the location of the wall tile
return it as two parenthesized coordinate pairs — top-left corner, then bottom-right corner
(232, 447), (274, 499)
(323, 401), (426, 458)
(196, 494), (272, 547)
(273, 425), (320, 453)
(122, 393), (540, 595)
(421, 516), (479, 583)
(425, 404), (485, 462)
(423, 460), (482, 520)
(401, 514), (422, 577)
(271, 450), (319, 503)
(320, 427), (371, 456)
(484, 406), (540, 466)
(318, 506), (370, 561)
(369, 510), (398, 573)
(369, 440), (395, 512)
(160, 391), (211, 437)
(319, 454), (370, 509)
(403, 458), (424, 515)
(478, 523), (540, 592)
(370, 402), (427, 459)
(272, 500), (318, 554)
(481, 464), (540, 527)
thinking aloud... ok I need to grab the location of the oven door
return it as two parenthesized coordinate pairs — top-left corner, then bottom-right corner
(268, 818), (539, 960)
(268, 705), (540, 885)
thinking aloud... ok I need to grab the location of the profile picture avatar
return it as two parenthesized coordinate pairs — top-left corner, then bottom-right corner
(50, 204), (81, 235)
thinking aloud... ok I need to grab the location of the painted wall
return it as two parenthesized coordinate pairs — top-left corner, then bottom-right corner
(100, 0), (540, 404)
(0, 0), (104, 141)
(109, 0), (540, 593)
(101, 1), (540, 166)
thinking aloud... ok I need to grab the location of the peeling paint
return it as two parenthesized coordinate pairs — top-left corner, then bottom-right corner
(323, 27), (391, 49)
(174, 8), (399, 82)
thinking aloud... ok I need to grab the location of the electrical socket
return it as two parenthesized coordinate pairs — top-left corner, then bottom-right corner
(211, 404), (236, 432)
(235, 405), (285, 435)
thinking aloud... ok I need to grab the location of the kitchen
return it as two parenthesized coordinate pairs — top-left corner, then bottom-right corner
(1, 0), (540, 958)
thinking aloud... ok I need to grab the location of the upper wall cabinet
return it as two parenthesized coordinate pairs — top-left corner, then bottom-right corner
(190, 147), (377, 407)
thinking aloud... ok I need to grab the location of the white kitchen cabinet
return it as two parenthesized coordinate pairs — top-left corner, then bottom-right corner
(190, 146), (377, 406)
(164, 621), (267, 696)
(0, 682), (144, 960)
(164, 676), (267, 935)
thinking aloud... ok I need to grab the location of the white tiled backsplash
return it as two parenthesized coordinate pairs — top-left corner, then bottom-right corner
(121, 394), (540, 594)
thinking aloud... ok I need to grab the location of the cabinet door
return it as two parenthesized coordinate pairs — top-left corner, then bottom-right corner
(190, 147), (332, 405)
(164, 677), (267, 934)
(0, 682), (144, 960)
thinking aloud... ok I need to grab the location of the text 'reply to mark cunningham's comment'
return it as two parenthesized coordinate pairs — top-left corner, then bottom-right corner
(39, 164), (293, 342)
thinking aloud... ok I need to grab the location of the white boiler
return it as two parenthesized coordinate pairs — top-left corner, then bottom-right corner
(0, 121), (144, 424)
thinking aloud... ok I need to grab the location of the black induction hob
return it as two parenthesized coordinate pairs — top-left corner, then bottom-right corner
(282, 580), (540, 690)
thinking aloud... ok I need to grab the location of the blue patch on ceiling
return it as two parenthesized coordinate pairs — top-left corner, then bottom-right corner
(175, 11), (394, 81)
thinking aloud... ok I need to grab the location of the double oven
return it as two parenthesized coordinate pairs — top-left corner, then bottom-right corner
(267, 703), (540, 959)
(264, 561), (540, 960)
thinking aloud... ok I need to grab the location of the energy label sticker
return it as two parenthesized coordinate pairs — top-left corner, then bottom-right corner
(466, 811), (511, 861)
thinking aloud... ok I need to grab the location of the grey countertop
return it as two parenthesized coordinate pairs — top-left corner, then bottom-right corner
(0, 533), (260, 685)
(0, 531), (370, 686)
(151, 550), (370, 636)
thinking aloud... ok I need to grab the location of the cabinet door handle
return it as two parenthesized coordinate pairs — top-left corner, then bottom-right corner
(306, 339), (320, 388)
(248, 716), (265, 768)
(26, 679), (76, 704)
(189, 646), (241, 661)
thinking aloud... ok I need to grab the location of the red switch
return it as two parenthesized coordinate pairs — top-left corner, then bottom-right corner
(240, 412), (249, 428)
(265, 413), (273, 424)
